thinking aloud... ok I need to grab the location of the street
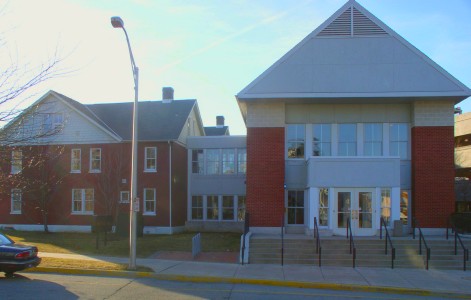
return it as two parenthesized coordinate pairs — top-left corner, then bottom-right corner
(0, 272), (453, 300)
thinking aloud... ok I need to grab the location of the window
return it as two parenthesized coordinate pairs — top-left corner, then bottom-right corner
(363, 123), (383, 156)
(206, 150), (220, 175)
(192, 150), (204, 174)
(11, 189), (22, 214)
(90, 148), (101, 172)
(319, 188), (329, 226)
(222, 149), (235, 174)
(192, 196), (203, 220)
(144, 188), (156, 215)
(11, 150), (22, 174)
(287, 125), (305, 158)
(72, 189), (94, 214)
(390, 124), (408, 159)
(381, 188), (391, 226)
(400, 190), (409, 225)
(71, 149), (81, 173)
(207, 195), (219, 220)
(237, 149), (247, 174)
(120, 191), (130, 203)
(313, 124), (331, 156)
(43, 113), (63, 133)
(145, 147), (157, 172)
(237, 196), (246, 221)
(338, 124), (357, 156)
(287, 190), (304, 225)
(222, 196), (235, 220)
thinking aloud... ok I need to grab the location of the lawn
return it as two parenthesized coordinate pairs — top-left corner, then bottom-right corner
(1, 231), (241, 258)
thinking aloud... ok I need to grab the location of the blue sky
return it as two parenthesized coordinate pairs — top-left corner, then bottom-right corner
(1, 0), (470, 135)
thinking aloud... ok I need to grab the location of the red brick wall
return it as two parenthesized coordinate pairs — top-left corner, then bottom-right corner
(247, 127), (285, 227)
(411, 126), (455, 227)
(171, 143), (188, 227)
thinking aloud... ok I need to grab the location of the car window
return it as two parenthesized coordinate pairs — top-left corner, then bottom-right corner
(0, 234), (14, 245)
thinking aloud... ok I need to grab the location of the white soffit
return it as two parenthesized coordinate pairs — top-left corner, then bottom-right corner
(237, 0), (471, 101)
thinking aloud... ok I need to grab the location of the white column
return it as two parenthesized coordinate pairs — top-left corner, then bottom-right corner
(308, 187), (318, 230)
(391, 187), (401, 222)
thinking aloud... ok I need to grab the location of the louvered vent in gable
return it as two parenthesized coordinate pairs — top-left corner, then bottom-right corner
(352, 8), (387, 36)
(317, 7), (352, 36)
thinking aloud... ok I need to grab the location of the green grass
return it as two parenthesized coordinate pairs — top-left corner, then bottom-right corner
(1, 231), (241, 258)
(40, 257), (154, 272)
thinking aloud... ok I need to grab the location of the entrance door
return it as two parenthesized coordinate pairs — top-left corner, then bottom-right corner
(333, 188), (375, 236)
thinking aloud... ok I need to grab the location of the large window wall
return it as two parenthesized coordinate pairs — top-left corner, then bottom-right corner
(286, 123), (409, 159)
(191, 195), (246, 221)
(192, 148), (247, 175)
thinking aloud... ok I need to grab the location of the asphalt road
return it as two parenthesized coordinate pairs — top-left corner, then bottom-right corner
(0, 272), (456, 300)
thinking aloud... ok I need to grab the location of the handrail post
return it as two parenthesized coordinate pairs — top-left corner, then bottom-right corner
(281, 214), (284, 266)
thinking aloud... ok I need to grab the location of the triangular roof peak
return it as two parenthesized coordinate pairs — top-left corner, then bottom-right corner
(237, 0), (471, 104)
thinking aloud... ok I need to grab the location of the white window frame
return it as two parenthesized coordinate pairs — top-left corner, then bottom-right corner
(191, 195), (204, 220)
(89, 148), (101, 173)
(143, 188), (156, 215)
(206, 149), (220, 175)
(312, 124), (332, 156)
(363, 123), (383, 156)
(286, 124), (305, 159)
(11, 189), (22, 214)
(11, 150), (22, 174)
(144, 147), (157, 172)
(71, 149), (81, 173)
(222, 149), (235, 174)
(192, 149), (204, 174)
(120, 191), (130, 203)
(71, 188), (94, 215)
(338, 123), (357, 156)
(389, 123), (409, 160)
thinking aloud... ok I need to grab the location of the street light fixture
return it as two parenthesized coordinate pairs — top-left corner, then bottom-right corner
(111, 16), (139, 270)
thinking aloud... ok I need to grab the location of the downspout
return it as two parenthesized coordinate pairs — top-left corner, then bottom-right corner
(168, 141), (172, 233)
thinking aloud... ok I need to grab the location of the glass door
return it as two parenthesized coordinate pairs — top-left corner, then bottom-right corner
(334, 188), (376, 236)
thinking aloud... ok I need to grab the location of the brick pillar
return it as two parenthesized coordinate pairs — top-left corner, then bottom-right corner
(411, 126), (455, 227)
(247, 127), (285, 227)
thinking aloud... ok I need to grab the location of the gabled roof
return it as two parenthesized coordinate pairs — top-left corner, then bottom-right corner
(237, 0), (471, 103)
(204, 126), (230, 136)
(87, 100), (197, 141)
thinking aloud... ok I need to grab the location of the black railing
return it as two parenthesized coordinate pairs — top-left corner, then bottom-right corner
(241, 212), (250, 265)
(412, 218), (430, 270)
(379, 217), (396, 269)
(446, 218), (469, 271)
(314, 217), (322, 267)
(346, 218), (356, 268)
(281, 214), (284, 266)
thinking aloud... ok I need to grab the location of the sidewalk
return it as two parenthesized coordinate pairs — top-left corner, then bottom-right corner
(37, 252), (471, 298)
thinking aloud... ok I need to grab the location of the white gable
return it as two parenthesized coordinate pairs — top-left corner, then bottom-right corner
(3, 93), (121, 145)
(237, 0), (471, 101)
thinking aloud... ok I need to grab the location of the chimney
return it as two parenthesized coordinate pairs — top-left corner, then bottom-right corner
(162, 87), (174, 103)
(216, 116), (225, 128)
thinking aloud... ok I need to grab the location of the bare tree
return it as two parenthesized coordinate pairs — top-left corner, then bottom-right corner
(95, 146), (125, 220)
(7, 145), (67, 232)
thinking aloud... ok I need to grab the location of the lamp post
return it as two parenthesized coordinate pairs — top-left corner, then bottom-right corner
(111, 16), (139, 270)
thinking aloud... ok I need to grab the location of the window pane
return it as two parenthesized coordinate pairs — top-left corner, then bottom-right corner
(192, 150), (204, 174)
(206, 150), (220, 175)
(191, 196), (203, 220)
(145, 147), (157, 170)
(401, 190), (408, 225)
(364, 124), (382, 156)
(222, 149), (235, 174)
(237, 196), (246, 221)
(319, 188), (329, 226)
(338, 124), (356, 156)
(207, 195), (219, 220)
(287, 125), (305, 159)
(390, 124), (408, 159)
(313, 124), (331, 156)
(222, 196), (234, 220)
(238, 149), (247, 174)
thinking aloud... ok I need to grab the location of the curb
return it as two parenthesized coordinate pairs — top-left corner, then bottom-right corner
(25, 267), (471, 299)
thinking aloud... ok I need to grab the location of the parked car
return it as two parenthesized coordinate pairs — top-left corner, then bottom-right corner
(0, 233), (41, 277)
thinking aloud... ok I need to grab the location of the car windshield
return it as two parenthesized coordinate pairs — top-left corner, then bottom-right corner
(0, 234), (14, 245)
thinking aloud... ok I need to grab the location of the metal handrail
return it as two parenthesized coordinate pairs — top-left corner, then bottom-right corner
(314, 217), (322, 267)
(379, 217), (396, 269)
(412, 218), (430, 270)
(446, 218), (469, 271)
(241, 212), (250, 265)
(281, 213), (284, 266)
(346, 218), (356, 268)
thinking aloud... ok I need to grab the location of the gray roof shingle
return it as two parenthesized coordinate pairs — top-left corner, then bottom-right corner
(86, 100), (196, 141)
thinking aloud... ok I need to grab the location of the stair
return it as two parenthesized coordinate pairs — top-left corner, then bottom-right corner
(248, 234), (471, 270)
